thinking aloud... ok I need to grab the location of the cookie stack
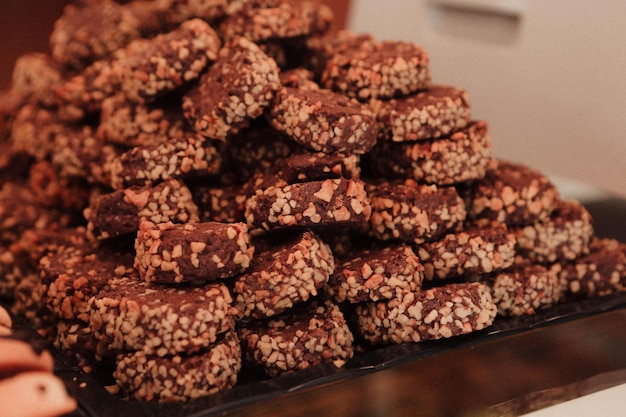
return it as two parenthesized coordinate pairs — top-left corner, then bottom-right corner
(0, 0), (624, 404)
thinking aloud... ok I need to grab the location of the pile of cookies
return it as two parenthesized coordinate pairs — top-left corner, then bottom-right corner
(1, 0), (624, 404)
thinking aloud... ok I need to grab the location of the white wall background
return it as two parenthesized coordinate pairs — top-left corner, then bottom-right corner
(348, 0), (626, 200)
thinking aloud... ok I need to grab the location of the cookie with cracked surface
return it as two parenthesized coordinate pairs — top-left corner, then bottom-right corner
(354, 282), (497, 345)
(114, 329), (242, 402)
(182, 36), (281, 141)
(325, 244), (424, 304)
(269, 86), (378, 154)
(371, 84), (471, 142)
(367, 180), (466, 244)
(513, 199), (593, 264)
(134, 219), (254, 284)
(97, 93), (186, 147)
(488, 263), (562, 317)
(239, 300), (354, 377)
(416, 223), (517, 280)
(557, 237), (626, 298)
(84, 178), (199, 240)
(219, 0), (333, 43)
(233, 230), (334, 320)
(116, 18), (221, 103)
(468, 159), (560, 226)
(110, 134), (222, 189)
(321, 40), (431, 101)
(365, 120), (493, 185)
(89, 276), (237, 356)
(245, 177), (372, 233)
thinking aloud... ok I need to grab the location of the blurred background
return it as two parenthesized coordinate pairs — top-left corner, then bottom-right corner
(1, 0), (624, 204)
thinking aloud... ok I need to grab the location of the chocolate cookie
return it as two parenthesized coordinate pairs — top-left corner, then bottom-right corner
(325, 244), (424, 303)
(371, 84), (471, 142)
(84, 178), (199, 240)
(365, 120), (493, 185)
(134, 220), (254, 284)
(468, 159), (560, 226)
(415, 224), (517, 280)
(110, 134), (222, 189)
(354, 282), (497, 345)
(233, 230), (334, 320)
(269, 86), (378, 154)
(245, 177), (372, 233)
(183, 36), (281, 141)
(321, 40), (431, 100)
(114, 330), (242, 402)
(367, 180), (467, 244)
(239, 300), (354, 377)
(513, 199), (593, 264)
(90, 277), (237, 356)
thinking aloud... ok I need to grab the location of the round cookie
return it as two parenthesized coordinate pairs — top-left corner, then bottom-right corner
(219, 0), (333, 42)
(114, 330), (242, 402)
(244, 177), (372, 233)
(116, 18), (222, 103)
(89, 277), (237, 356)
(97, 93), (186, 147)
(468, 159), (560, 226)
(513, 199), (593, 264)
(233, 230), (335, 320)
(321, 40), (431, 101)
(371, 84), (471, 142)
(354, 282), (497, 345)
(134, 220), (254, 284)
(110, 134), (222, 189)
(325, 244), (425, 303)
(558, 237), (626, 298)
(84, 178), (199, 240)
(367, 180), (467, 244)
(365, 120), (493, 185)
(304, 30), (375, 80)
(488, 263), (562, 317)
(415, 223), (517, 280)
(182, 36), (281, 141)
(269, 86), (378, 154)
(239, 300), (354, 377)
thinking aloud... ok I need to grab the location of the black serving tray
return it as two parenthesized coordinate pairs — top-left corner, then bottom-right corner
(9, 291), (624, 417)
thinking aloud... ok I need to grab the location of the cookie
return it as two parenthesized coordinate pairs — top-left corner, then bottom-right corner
(39, 244), (134, 323)
(54, 319), (110, 371)
(9, 103), (66, 162)
(49, 0), (141, 70)
(239, 300), (354, 377)
(89, 276), (237, 356)
(272, 151), (361, 184)
(365, 120), (493, 185)
(354, 282), (497, 345)
(468, 159), (560, 226)
(191, 183), (248, 224)
(84, 178), (199, 240)
(371, 84), (471, 142)
(233, 230), (335, 320)
(558, 237), (626, 298)
(415, 224), (517, 280)
(27, 160), (93, 213)
(116, 18), (222, 103)
(114, 330), (242, 402)
(513, 199), (594, 264)
(96, 93), (186, 147)
(182, 36), (281, 141)
(304, 30), (375, 80)
(488, 264), (562, 317)
(219, 0), (333, 42)
(321, 40), (431, 100)
(325, 244), (424, 303)
(10, 52), (62, 108)
(244, 177), (372, 233)
(269, 86), (378, 154)
(367, 180), (467, 244)
(109, 133), (222, 189)
(134, 219), (254, 284)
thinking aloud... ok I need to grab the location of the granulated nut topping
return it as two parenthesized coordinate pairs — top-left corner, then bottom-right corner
(1, 0), (624, 405)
